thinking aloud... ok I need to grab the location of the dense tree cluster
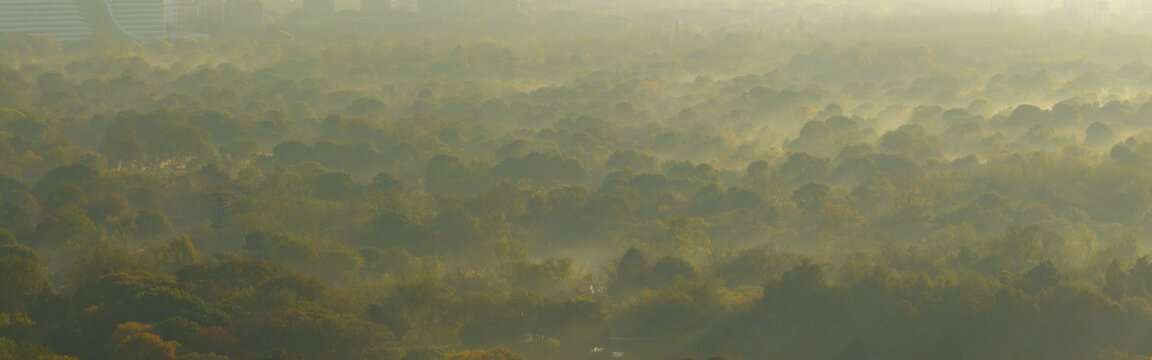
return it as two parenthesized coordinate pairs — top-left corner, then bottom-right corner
(6, 4), (1152, 360)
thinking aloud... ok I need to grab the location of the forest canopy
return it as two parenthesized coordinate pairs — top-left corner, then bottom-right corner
(6, 1), (1152, 359)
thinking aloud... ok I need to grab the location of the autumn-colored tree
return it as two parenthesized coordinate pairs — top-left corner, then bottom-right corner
(108, 322), (177, 360)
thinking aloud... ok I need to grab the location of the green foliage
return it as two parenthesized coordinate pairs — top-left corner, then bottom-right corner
(11, 8), (1152, 360)
(0, 243), (47, 312)
(0, 64), (31, 109)
(445, 347), (525, 360)
(0, 337), (76, 360)
(133, 210), (173, 241)
(33, 205), (101, 252)
(108, 322), (177, 360)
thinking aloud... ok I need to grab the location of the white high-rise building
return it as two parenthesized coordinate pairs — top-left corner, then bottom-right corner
(0, 0), (93, 40)
(104, 0), (167, 37)
(417, 0), (516, 16)
(165, 0), (224, 32)
(304, 0), (336, 17)
(1063, 0), (1111, 24)
(362, 0), (391, 15)
(0, 0), (170, 40)
(225, 0), (264, 30)
(1128, 0), (1152, 17)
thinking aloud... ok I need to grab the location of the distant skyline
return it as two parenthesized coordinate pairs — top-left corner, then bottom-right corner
(232, 0), (1152, 15)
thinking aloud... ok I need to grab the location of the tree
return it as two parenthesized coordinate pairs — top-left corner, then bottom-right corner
(64, 242), (151, 289)
(1085, 122), (1115, 147)
(614, 247), (649, 292)
(366, 277), (457, 345)
(775, 153), (831, 185)
(878, 125), (941, 161)
(649, 256), (696, 287)
(607, 150), (657, 172)
(189, 327), (238, 355)
(0, 243), (47, 312)
(100, 128), (145, 167)
(177, 258), (283, 302)
(508, 257), (574, 291)
(253, 350), (302, 360)
(1110, 143), (1142, 167)
(148, 235), (201, 270)
(33, 205), (101, 251)
(272, 141), (312, 165)
(189, 110), (242, 145)
(0, 336), (77, 360)
(371, 172), (406, 193)
(174, 353), (229, 360)
(786, 121), (835, 156)
(791, 183), (830, 214)
(36, 182), (89, 213)
(0, 200), (35, 240)
(134, 210), (174, 241)
(111, 333), (177, 360)
(745, 160), (770, 182)
(243, 231), (317, 265)
(1022, 260), (1061, 294)
(1004, 104), (1048, 129)
(758, 258), (832, 326)
(39, 164), (100, 193)
(153, 317), (203, 346)
(425, 155), (487, 195)
(665, 161), (718, 184)
(311, 172), (355, 200)
(86, 193), (133, 225)
(108, 322), (177, 360)
(826, 115), (860, 136)
(492, 152), (587, 185)
(0, 64), (31, 108)
(346, 97), (387, 116)
(445, 347), (525, 360)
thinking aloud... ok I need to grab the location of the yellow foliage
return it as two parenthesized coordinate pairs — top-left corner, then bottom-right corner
(445, 347), (525, 360)
(111, 333), (175, 360)
(109, 322), (154, 349)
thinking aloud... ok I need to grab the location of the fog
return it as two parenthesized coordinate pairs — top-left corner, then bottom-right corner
(4, 0), (1152, 359)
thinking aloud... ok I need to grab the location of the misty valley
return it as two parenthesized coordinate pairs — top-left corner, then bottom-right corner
(6, 0), (1152, 359)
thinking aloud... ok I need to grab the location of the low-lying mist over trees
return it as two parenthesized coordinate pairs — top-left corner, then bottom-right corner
(6, 0), (1152, 359)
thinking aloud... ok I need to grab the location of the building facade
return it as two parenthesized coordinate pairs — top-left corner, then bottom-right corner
(1129, 0), (1152, 17)
(165, 0), (225, 32)
(0, 0), (170, 40)
(362, 0), (391, 15)
(1063, 0), (1111, 24)
(0, 0), (93, 41)
(104, 0), (168, 37)
(304, 0), (336, 17)
(225, 0), (264, 30)
(417, 0), (515, 16)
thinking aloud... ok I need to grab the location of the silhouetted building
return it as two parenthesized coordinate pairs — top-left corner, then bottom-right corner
(304, 0), (335, 17)
(166, 0), (198, 32)
(417, 0), (515, 16)
(1063, 0), (1111, 24)
(362, 0), (391, 15)
(1129, 0), (1152, 17)
(165, 0), (226, 32)
(226, 0), (264, 30)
